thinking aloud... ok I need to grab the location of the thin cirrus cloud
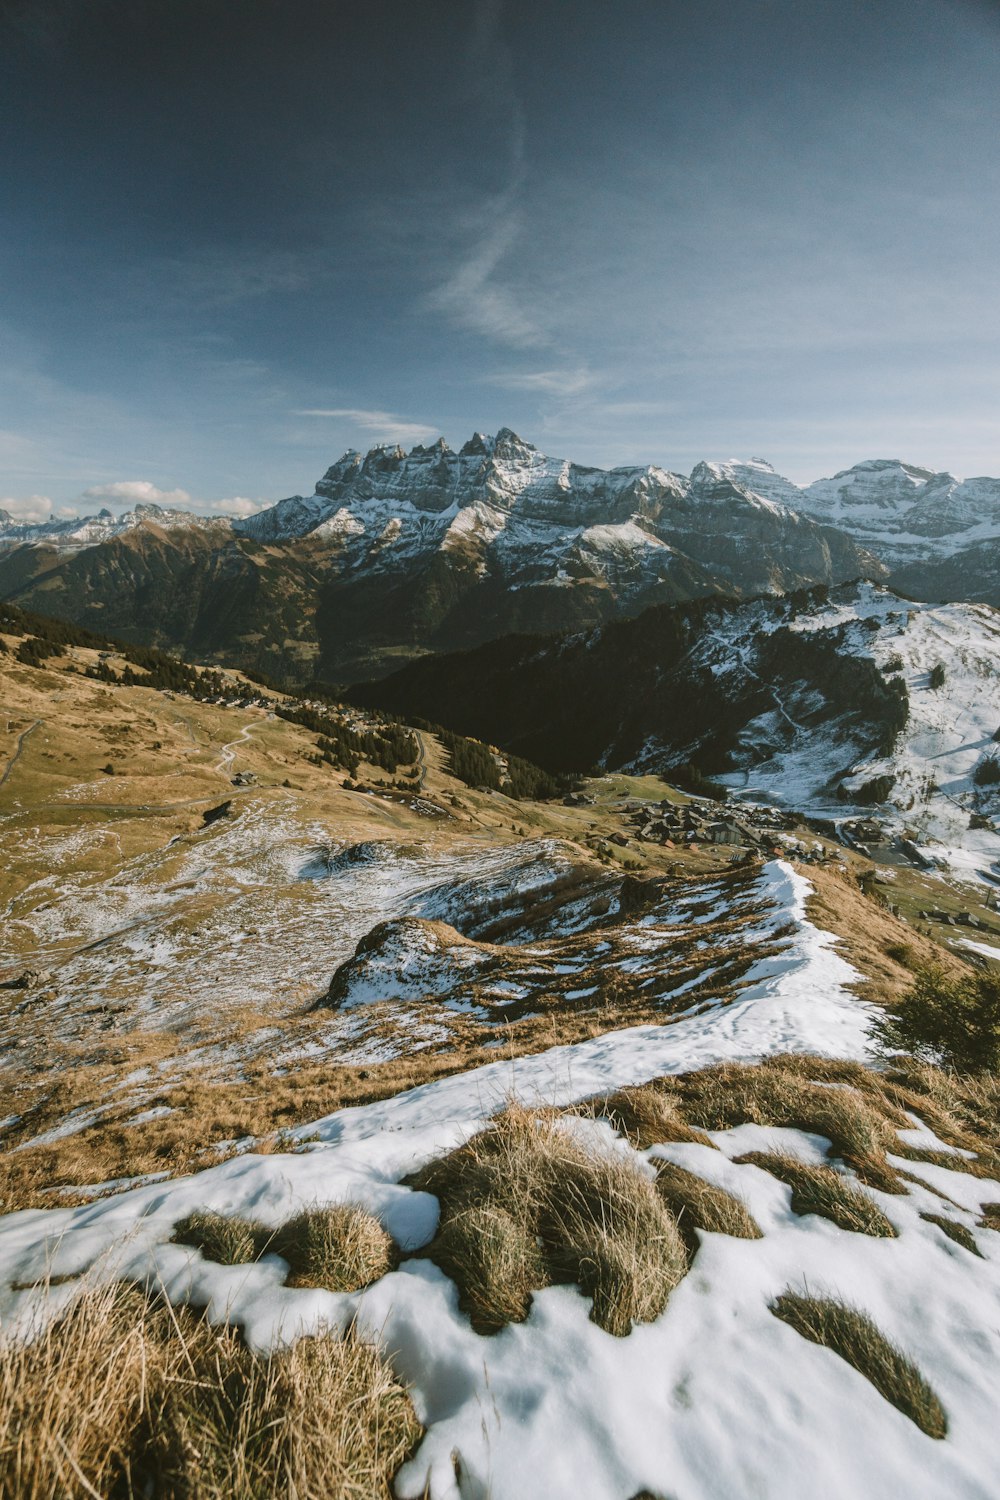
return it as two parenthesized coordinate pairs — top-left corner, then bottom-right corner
(295, 409), (441, 445)
(420, 0), (542, 352)
(486, 367), (598, 398)
(422, 202), (544, 350)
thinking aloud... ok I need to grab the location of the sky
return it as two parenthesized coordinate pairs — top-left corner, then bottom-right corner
(2, 0), (999, 520)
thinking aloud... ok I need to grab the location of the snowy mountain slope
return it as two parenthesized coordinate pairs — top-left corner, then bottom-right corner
(355, 581), (1000, 879)
(683, 584), (1000, 877)
(235, 429), (875, 669)
(800, 460), (1000, 549)
(3, 863), (1000, 1499)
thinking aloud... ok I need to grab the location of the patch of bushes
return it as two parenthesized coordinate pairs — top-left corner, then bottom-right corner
(929, 662), (946, 689)
(771, 1291), (947, 1438)
(870, 962), (1000, 1073)
(15, 637), (66, 667)
(848, 772), (896, 805)
(973, 755), (1000, 787)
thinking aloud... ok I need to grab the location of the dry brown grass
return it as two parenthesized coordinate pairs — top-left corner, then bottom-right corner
(172, 1209), (264, 1265)
(652, 1161), (762, 1248)
(771, 1290), (947, 1438)
(272, 1205), (397, 1291)
(410, 1106), (687, 1337)
(979, 1203), (1000, 1232)
(172, 1203), (398, 1291)
(803, 862), (967, 1009)
(919, 1212), (983, 1256)
(581, 1085), (717, 1151)
(0, 1280), (422, 1498)
(673, 1058), (905, 1192)
(734, 1151), (897, 1237)
(579, 1055), (1000, 1200)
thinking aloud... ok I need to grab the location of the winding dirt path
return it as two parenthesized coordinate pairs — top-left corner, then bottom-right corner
(0, 719), (41, 788)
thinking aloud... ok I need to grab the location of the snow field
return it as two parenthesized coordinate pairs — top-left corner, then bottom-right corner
(6, 864), (1000, 1495)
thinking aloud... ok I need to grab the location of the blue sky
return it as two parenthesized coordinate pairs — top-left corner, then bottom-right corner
(2, 0), (999, 519)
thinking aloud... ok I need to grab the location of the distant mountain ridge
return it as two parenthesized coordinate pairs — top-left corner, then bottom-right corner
(2, 430), (999, 679)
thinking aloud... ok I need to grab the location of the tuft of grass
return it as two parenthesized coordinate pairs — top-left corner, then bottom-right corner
(736, 1151), (897, 1238)
(771, 1291), (946, 1438)
(677, 1058), (904, 1192)
(919, 1212), (983, 1256)
(172, 1208), (264, 1265)
(583, 1084), (717, 1151)
(272, 1204), (397, 1292)
(0, 1281), (152, 1498)
(653, 1161), (762, 1249)
(139, 1312), (420, 1497)
(980, 1202), (1000, 1232)
(410, 1106), (688, 1337)
(431, 1204), (546, 1331)
(0, 1279), (422, 1498)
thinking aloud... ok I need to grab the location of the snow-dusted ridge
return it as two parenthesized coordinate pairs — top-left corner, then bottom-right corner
(0, 502), (225, 550)
(5, 438), (999, 577)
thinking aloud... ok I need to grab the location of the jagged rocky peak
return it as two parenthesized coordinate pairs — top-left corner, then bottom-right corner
(491, 426), (538, 461)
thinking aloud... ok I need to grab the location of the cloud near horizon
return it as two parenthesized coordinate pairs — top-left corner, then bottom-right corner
(81, 480), (193, 508)
(0, 492), (55, 524)
(210, 496), (263, 516)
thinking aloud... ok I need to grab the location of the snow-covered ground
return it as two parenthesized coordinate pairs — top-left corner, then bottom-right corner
(4, 862), (999, 1497)
(696, 582), (1000, 881)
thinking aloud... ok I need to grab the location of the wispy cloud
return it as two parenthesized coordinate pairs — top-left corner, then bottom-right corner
(424, 198), (544, 349)
(127, 247), (322, 313)
(81, 480), (193, 509)
(486, 367), (598, 397)
(421, 1), (543, 349)
(295, 408), (440, 445)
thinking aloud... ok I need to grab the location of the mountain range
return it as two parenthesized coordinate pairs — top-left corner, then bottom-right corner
(3, 430), (1000, 682)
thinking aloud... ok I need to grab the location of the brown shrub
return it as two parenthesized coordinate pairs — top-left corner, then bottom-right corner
(411, 1106), (687, 1336)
